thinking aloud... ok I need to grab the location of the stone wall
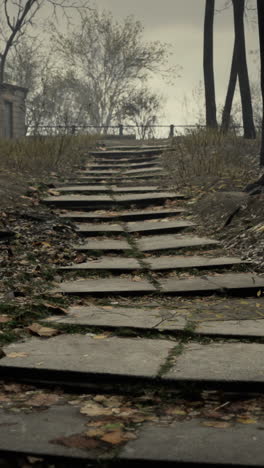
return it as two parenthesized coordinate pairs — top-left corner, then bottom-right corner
(0, 83), (28, 138)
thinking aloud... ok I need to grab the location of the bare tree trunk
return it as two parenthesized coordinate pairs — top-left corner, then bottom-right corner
(221, 40), (238, 132)
(232, 0), (256, 139)
(203, 0), (217, 128)
(257, 0), (264, 166)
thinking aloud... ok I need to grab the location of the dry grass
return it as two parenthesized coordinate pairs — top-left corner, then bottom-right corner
(163, 128), (260, 192)
(0, 134), (96, 177)
(0, 134), (97, 208)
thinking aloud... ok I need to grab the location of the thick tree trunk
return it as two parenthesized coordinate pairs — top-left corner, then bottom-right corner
(232, 0), (256, 139)
(221, 40), (238, 132)
(203, 0), (217, 128)
(257, 0), (264, 166)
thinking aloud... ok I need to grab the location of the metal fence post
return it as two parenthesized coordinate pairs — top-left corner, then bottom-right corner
(119, 124), (123, 136)
(169, 124), (175, 138)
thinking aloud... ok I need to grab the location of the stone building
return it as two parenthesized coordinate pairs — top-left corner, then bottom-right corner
(0, 83), (28, 138)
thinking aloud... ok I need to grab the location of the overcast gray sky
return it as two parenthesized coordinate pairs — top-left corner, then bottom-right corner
(92, 0), (259, 127)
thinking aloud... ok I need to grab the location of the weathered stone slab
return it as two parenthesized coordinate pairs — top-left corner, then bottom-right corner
(113, 192), (185, 204)
(76, 223), (125, 235)
(60, 257), (141, 271)
(148, 255), (243, 271)
(1, 335), (175, 379)
(42, 195), (114, 209)
(163, 341), (264, 383)
(126, 220), (194, 234)
(90, 148), (163, 157)
(160, 277), (221, 294)
(87, 161), (161, 170)
(120, 420), (264, 466)
(197, 319), (264, 337)
(60, 208), (186, 222)
(207, 272), (264, 291)
(74, 239), (132, 252)
(124, 167), (163, 175)
(0, 406), (96, 460)
(137, 235), (219, 252)
(44, 305), (187, 330)
(58, 278), (156, 295)
(56, 185), (163, 194)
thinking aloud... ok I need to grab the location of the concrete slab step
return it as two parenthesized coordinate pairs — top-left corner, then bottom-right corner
(136, 234), (219, 252)
(147, 255), (244, 271)
(76, 223), (125, 235)
(44, 305), (186, 330)
(43, 192), (182, 209)
(90, 148), (164, 157)
(160, 273), (264, 295)
(86, 161), (161, 170)
(76, 220), (194, 236)
(1, 406), (263, 465)
(59, 208), (187, 222)
(58, 273), (264, 297)
(120, 420), (264, 466)
(74, 239), (132, 252)
(56, 185), (164, 194)
(59, 255), (244, 273)
(0, 335), (174, 381)
(58, 278), (156, 296)
(60, 257), (141, 271)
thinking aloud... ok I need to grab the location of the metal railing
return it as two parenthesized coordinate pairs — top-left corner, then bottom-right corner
(26, 123), (247, 138)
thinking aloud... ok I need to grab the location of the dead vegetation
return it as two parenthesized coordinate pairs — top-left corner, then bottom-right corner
(163, 128), (260, 193)
(0, 134), (96, 208)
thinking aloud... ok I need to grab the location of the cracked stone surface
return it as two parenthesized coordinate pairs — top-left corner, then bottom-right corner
(1, 335), (175, 379)
(43, 305), (187, 330)
(148, 255), (243, 270)
(163, 341), (264, 383)
(120, 420), (264, 466)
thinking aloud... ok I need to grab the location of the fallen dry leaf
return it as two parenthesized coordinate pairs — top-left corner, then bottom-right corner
(100, 430), (125, 445)
(25, 392), (60, 407)
(201, 421), (232, 429)
(51, 433), (99, 449)
(27, 323), (60, 337)
(80, 402), (113, 417)
(0, 315), (11, 323)
(93, 332), (112, 340)
(237, 418), (257, 424)
(6, 352), (29, 358)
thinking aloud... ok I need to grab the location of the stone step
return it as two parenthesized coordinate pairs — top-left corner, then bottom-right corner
(56, 185), (164, 194)
(86, 161), (161, 170)
(136, 234), (219, 252)
(120, 420), (264, 466)
(60, 255), (244, 273)
(45, 305), (264, 338)
(80, 167), (164, 176)
(92, 157), (161, 166)
(0, 335), (174, 382)
(60, 257), (141, 271)
(2, 334), (264, 390)
(90, 148), (164, 157)
(76, 173), (163, 181)
(59, 208), (187, 222)
(76, 220), (194, 236)
(1, 405), (264, 466)
(42, 192), (184, 209)
(74, 239), (132, 252)
(74, 235), (218, 253)
(57, 273), (264, 297)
